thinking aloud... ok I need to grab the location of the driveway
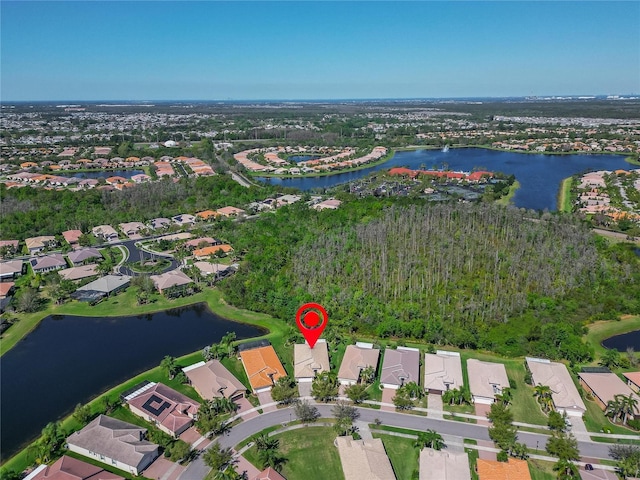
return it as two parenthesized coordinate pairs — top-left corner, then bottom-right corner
(235, 397), (259, 420)
(381, 388), (396, 412)
(144, 457), (185, 480)
(257, 391), (277, 413)
(474, 403), (491, 427)
(428, 393), (443, 419)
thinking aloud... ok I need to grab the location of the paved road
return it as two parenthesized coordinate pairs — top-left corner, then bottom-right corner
(179, 403), (616, 480)
(117, 239), (178, 276)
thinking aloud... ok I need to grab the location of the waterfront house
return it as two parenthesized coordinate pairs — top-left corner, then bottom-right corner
(150, 270), (194, 295)
(335, 436), (396, 480)
(379, 347), (420, 390)
(294, 340), (330, 382)
(525, 357), (586, 417)
(72, 275), (131, 302)
(337, 343), (380, 386)
(125, 382), (200, 438)
(578, 372), (639, 411)
(23, 455), (124, 480)
(183, 360), (247, 401)
(419, 448), (470, 480)
(31, 254), (67, 273)
(66, 415), (159, 476)
(239, 345), (286, 393)
(424, 351), (464, 395)
(59, 264), (99, 282)
(467, 359), (509, 404)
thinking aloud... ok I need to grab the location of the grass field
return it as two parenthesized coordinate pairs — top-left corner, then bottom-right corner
(496, 180), (521, 206)
(557, 177), (574, 212)
(243, 427), (344, 480)
(373, 434), (419, 480)
(528, 459), (556, 480)
(585, 316), (640, 361)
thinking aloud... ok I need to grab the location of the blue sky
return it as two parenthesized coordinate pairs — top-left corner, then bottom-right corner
(1, 1), (639, 100)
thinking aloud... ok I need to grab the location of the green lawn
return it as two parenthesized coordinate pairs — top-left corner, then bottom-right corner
(557, 177), (574, 212)
(528, 459), (556, 480)
(466, 448), (479, 480)
(582, 392), (638, 436)
(243, 427), (344, 480)
(585, 316), (640, 361)
(372, 434), (419, 480)
(496, 180), (521, 206)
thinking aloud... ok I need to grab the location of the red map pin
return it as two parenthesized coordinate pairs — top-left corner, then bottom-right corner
(296, 303), (328, 349)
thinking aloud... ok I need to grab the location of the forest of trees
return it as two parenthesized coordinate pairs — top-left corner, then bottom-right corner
(218, 199), (640, 361)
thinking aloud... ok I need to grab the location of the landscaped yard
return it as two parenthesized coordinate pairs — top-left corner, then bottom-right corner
(528, 459), (556, 480)
(372, 434), (419, 480)
(243, 427), (344, 480)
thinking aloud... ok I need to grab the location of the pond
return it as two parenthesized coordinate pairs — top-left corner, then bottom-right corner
(257, 148), (633, 211)
(58, 169), (144, 179)
(602, 330), (640, 352)
(0, 304), (264, 461)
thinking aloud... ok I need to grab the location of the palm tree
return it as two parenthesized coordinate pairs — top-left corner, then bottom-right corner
(605, 396), (624, 424)
(553, 458), (579, 479)
(534, 385), (554, 413)
(414, 430), (445, 451)
(442, 389), (455, 406)
(496, 387), (513, 406)
(617, 393), (639, 425)
(220, 332), (237, 357)
(404, 381), (423, 400)
(254, 433), (279, 452)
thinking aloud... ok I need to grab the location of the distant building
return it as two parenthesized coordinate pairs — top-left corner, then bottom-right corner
(67, 247), (102, 266)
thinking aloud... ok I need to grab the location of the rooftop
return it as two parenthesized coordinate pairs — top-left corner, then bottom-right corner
(335, 436), (396, 480)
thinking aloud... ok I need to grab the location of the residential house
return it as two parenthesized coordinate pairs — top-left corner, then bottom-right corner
(119, 222), (146, 239)
(193, 245), (233, 259)
(525, 357), (586, 417)
(184, 237), (219, 250)
(0, 282), (15, 299)
(195, 210), (219, 221)
(294, 340), (330, 382)
(149, 218), (171, 230)
(476, 458), (531, 480)
(66, 415), (159, 476)
(183, 360), (247, 401)
(172, 214), (196, 227)
(31, 254), (67, 273)
(624, 372), (640, 393)
(578, 372), (639, 410)
(335, 436), (396, 480)
(216, 206), (246, 218)
(0, 240), (20, 255)
(125, 382), (200, 438)
(424, 351), (464, 395)
(193, 262), (232, 278)
(467, 359), (509, 404)
(72, 275), (131, 302)
(92, 225), (118, 242)
(150, 269), (193, 295)
(59, 264), (99, 282)
(379, 347), (420, 390)
(0, 260), (24, 280)
(68, 248), (102, 266)
(239, 345), (286, 393)
(252, 467), (286, 480)
(62, 230), (83, 248)
(23, 455), (124, 480)
(313, 199), (342, 211)
(25, 235), (57, 254)
(337, 343), (380, 386)
(419, 448), (470, 480)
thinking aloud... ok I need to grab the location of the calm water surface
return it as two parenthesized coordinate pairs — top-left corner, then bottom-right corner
(59, 169), (144, 179)
(0, 304), (264, 460)
(602, 330), (640, 352)
(258, 148), (632, 211)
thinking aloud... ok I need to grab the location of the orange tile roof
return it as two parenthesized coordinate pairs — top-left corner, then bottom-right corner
(193, 245), (233, 257)
(196, 210), (219, 219)
(239, 346), (286, 391)
(624, 372), (640, 387)
(477, 458), (531, 480)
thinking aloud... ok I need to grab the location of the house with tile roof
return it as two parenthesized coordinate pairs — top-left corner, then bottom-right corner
(25, 235), (57, 254)
(525, 357), (586, 417)
(0, 259), (24, 280)
(59, 264), (99, 282)
(476, 458), (531, 480)
(31, 254), (67, 273)
(193, 245), (233, 259)
(624, 372), (640, 393)
(66, 415), (159, 475)
(62, 230), (84, 248)
(380, 347), (420, 389)
(183, 360), (247, 401)
(125, 382), (200, 438)
(23, 455), (124, 480)
(239, 345), (286, 393)
(424, 351), (464, 395)
(335, 436), (396, 480)
(337, 343), (380, 386)
(68, 248), (102, 266)
(419, 448), (470, 480)
(578, 372), (639, 410)
(252, 467), (286, 480)
(467, 359), (509, 404)
(216, 206), (246, 217)
(294, 340), (330, 382)
(91, 225), (118, 242)
(150, 270), (194, 295)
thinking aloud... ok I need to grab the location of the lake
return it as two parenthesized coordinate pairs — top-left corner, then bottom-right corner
(257, 148), (633, 211)
(602, 330), (640, 352)
(0, 304), (264, 461)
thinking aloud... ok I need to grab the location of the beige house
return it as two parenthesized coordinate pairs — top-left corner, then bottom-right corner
(335, 436), (396, 480)
(424, 351), (464, 395)
(525, 357), (586, 417)
(623, 372), (640, 393)
(92, 225), (118, 242)
(578, 372), (638, 410)
(294, 340), (330, 382)
(66, 415), (159, 476)
(150, 269), (193, 294)
(419, 448), (470, 480)
(337, 343), (380, 386)
(183, 359), (247, 400)
(25, 235), (56, 254)
(467, 359), (509, 404)
(380, 347), (420, 389)
(24, 455), (124, 480)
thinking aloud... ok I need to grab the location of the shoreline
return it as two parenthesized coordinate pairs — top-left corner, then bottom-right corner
(557, 176), (574, 213)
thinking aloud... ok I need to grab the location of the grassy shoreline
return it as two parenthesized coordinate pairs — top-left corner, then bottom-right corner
(557, 177), (574, 213)
(585, 315), (640, 360)
(496, 180), (520, 206)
